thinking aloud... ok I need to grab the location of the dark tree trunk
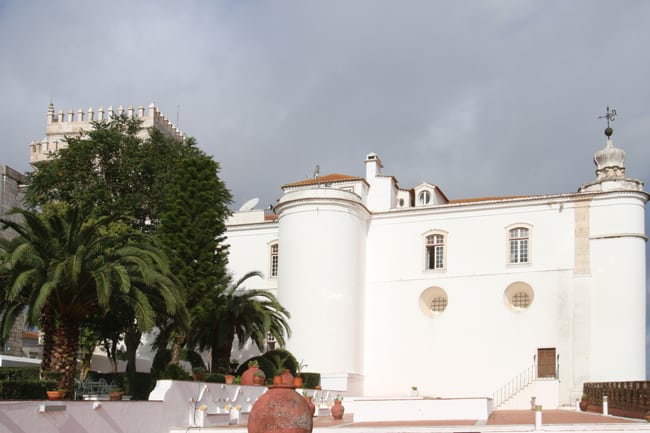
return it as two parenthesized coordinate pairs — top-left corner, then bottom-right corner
(211, 327), (235, 373)
(170, 332), (184, 365)
(50, 317), (80, 399)
(124, 325), (141, 396)
(39, 303), (55, 380)
(125, 325), (141, 375)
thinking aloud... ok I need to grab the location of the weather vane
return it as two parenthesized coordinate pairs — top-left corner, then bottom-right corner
(598, 106), (617, 137)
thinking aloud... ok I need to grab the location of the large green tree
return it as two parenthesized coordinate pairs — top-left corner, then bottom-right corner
(190, 271), (291, 372)
(156, 154), (233, 369)
(23, 117), (204, 371)
(0, 205), (183, 397)
(25, 116), (199, 232)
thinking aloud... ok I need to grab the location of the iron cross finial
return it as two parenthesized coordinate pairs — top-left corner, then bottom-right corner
(598, 106), (617, 138)
(598, 106), (617, 128)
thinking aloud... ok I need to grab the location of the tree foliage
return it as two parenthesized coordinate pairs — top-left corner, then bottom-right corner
(0, 205), (183, 397)
(19, 115), (290, 381)
(22, 117), (207, 373)
(190, 271), (291, 372)
(25, 116), (199, 233)
(156, 154), (234, 368)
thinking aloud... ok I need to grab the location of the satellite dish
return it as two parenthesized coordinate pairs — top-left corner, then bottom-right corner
(239, 197), (260, 212)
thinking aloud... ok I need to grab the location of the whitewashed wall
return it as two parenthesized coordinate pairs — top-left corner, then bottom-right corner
(224, 174), (647, 408)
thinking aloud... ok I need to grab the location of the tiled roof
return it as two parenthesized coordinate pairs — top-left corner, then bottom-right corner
(282, 173), (364, 188)
(447, 195), (529, 204)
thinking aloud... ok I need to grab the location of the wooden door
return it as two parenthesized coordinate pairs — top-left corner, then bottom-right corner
(537, 348), (556, 378)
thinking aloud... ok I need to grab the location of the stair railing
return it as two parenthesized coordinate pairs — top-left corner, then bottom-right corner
(492, 363), (537, 409)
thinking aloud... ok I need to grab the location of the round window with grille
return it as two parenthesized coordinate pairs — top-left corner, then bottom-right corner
(504, 282), (534, 311)
(419, 287), (448, 317)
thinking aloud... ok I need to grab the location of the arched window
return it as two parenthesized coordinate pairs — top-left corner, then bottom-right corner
(425, 232), (446, 270)
(418, 190), (432, 205)
(508, 227), (530, 264)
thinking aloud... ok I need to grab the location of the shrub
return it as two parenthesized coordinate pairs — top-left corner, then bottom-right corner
(158, 364), (191, 381)
(235, 356), (275, 379)
(204, 373), (225, 383)
(261, 349), (298, 375)
(301, 372), (321, 389)
(0, 367), (41, 382)
(0, 380), (50, 400)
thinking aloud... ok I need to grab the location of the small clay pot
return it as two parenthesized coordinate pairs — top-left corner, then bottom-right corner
(331, 400), (344, 420)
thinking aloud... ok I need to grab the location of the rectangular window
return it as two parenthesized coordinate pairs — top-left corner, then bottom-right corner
(270, 243), (279, 277)
(426, 234), (445, 270)
(509, 228), (529, 263)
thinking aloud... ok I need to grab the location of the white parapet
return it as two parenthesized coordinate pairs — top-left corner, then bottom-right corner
(353, 396), (493, 422)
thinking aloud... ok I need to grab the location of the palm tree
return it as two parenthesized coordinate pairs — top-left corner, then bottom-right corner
(0, 205), (183, 397)
(191, 271), (291, 372)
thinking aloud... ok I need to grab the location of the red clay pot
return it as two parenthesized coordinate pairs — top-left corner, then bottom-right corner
(242, 366), (264, 386)
(293, 376), (303, 387)
(280, 370), (294, 385)
(47, 390), (64, 401)
(331, 399), (344, 420)
(248, 384), (313, 433)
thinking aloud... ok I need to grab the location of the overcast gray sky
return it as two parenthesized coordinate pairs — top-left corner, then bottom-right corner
(1, 0), (649, 366)
(2, 1), (649, 208)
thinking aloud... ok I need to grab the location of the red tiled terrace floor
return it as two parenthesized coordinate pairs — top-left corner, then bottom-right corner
(309, 410), (644, 428)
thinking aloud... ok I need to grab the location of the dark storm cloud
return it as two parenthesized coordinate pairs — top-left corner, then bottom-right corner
(2, 1), (649, 206)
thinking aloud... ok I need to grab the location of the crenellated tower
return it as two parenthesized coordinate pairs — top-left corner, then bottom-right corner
(29, 102), (185, 164)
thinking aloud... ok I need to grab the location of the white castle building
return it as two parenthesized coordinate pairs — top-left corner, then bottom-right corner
(225, 125), (647, 408)
(29, 102), (185, 164)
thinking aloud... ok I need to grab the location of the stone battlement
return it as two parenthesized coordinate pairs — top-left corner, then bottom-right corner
(30, 102), (185, 164)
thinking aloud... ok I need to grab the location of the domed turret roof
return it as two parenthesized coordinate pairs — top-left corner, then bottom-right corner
(578, 107), (643, 193)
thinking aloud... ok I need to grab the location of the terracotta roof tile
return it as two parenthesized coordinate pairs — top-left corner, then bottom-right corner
(282, 173), (364, 188)
(447, 195), (528, 204)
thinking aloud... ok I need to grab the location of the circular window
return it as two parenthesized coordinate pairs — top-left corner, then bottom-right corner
(419, 286), (448, 317)
(504, 282), (534, 311)
(418, 190), (431, 205)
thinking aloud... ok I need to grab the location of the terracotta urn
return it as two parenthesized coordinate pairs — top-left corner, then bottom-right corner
(242, 365), (264, 386)
(293, 376), (304, 387)
(224, 374), (235, 384)
(253, 371), (266, 385)
(46, 390), (64, 401)
(280, 369), (294, 385)
(579, 399), (588, 411)
(109, 391), (124, 401)
(248, 384), (313, 433)
(331, 399), (345, 420)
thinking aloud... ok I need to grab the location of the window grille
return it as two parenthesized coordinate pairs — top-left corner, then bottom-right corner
(270, 243), (279, 277)
(512, 291), (531, 309)
(430, 296), (448, 313)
